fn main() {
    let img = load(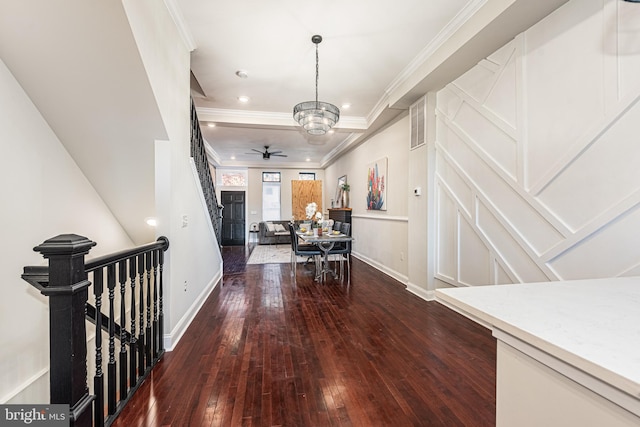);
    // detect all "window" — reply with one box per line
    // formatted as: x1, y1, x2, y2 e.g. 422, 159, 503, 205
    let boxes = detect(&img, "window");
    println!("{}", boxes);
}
219, 169, 247, 187
262, 172, 281, 220
262, 172, 281, 182
299, 172, 316, 180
